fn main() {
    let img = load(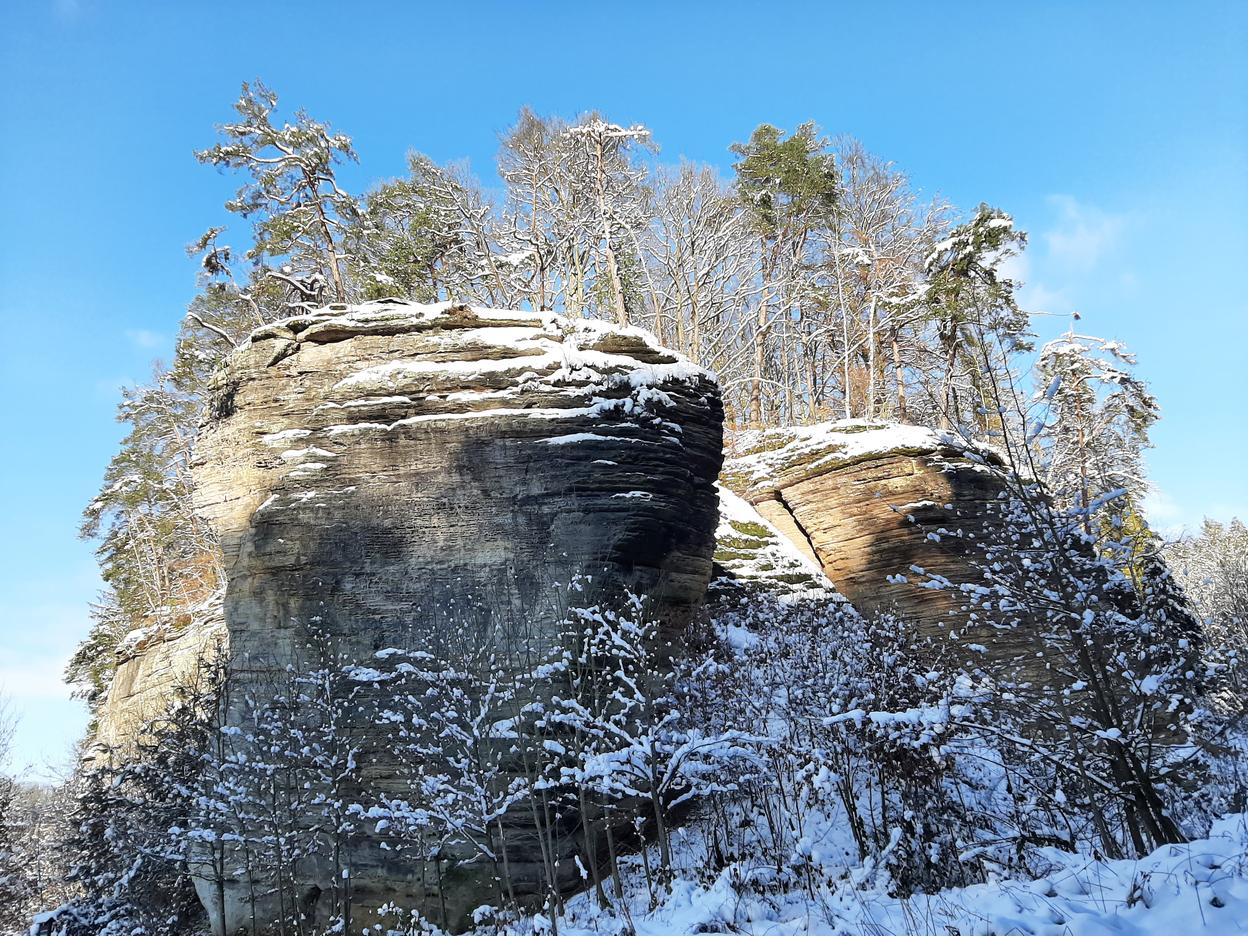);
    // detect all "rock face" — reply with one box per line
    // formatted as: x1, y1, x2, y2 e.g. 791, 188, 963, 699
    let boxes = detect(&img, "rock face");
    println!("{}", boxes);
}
711, 484, 831, 600
722, 421, 1010, 641
189, 300, 723, 932
93, 599, 226, 752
